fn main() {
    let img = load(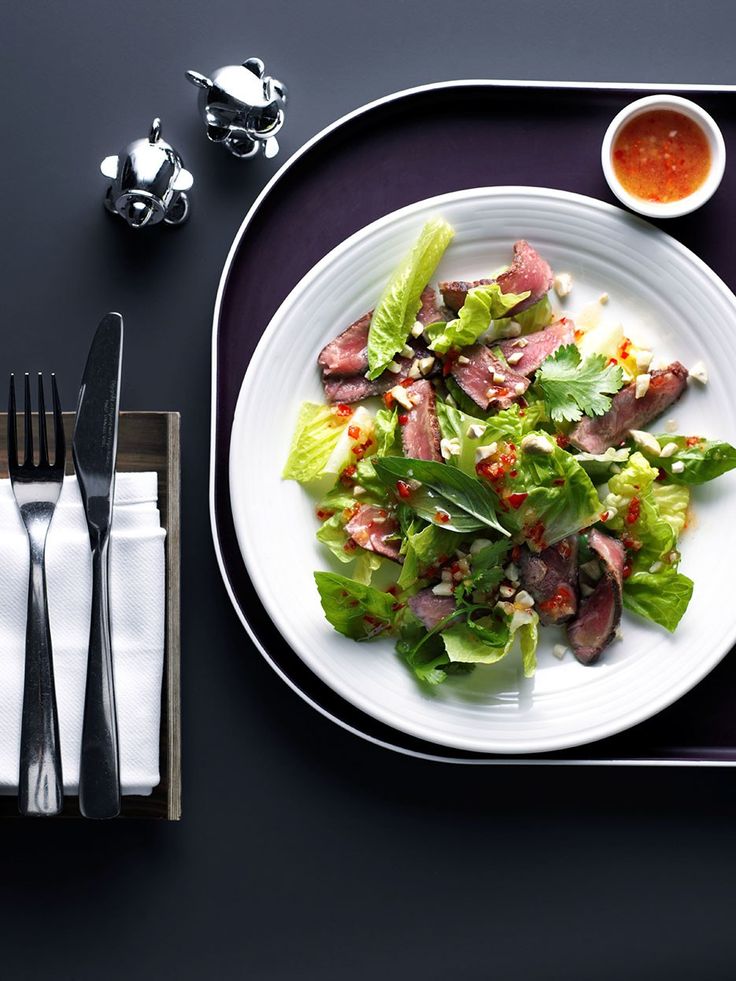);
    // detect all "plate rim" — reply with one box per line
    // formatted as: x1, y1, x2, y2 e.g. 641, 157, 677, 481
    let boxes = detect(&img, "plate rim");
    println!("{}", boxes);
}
210, 79, 736, 764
